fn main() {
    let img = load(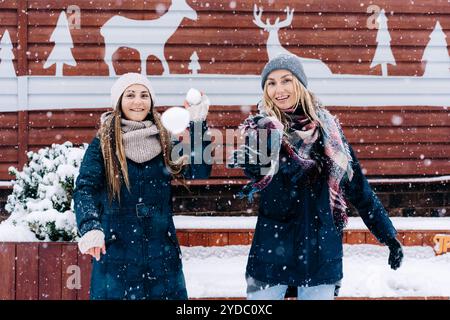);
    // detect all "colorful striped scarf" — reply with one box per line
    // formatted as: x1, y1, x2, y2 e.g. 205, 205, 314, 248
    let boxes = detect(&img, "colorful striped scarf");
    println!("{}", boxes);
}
235, 107, 354, 232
